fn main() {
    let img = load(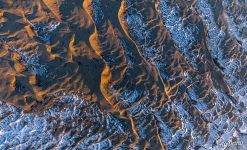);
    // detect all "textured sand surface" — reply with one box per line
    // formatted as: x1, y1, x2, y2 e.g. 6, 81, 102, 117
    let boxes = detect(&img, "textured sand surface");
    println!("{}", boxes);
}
0, 0, 247, 149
